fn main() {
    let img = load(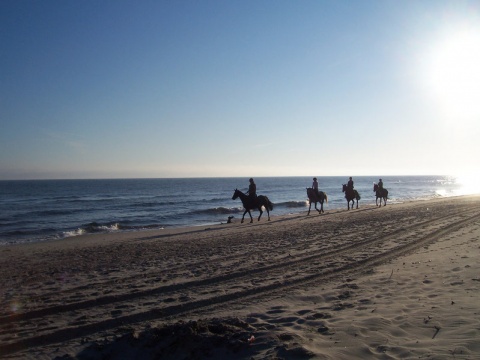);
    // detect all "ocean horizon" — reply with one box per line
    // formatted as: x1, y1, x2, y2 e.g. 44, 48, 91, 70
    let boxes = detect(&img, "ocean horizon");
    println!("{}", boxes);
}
0, 175, 476, 246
